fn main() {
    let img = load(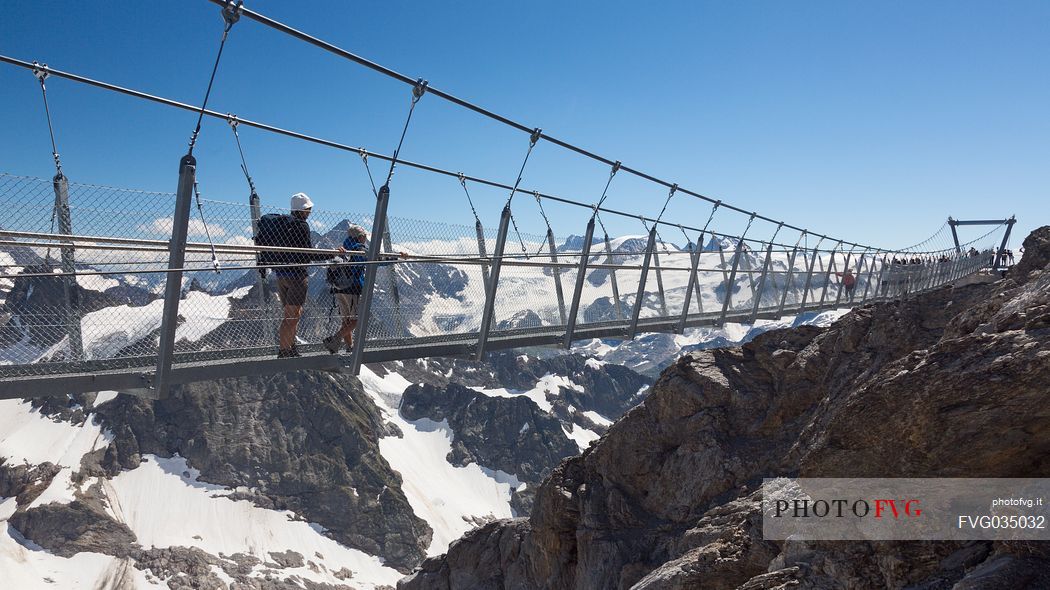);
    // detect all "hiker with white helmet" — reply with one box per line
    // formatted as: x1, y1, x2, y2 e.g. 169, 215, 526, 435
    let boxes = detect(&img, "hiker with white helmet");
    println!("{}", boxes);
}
323, 223, 407, 353
255, 192, 337, 358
